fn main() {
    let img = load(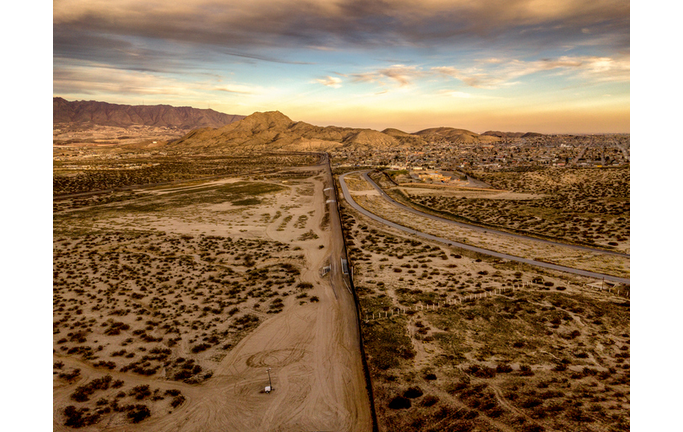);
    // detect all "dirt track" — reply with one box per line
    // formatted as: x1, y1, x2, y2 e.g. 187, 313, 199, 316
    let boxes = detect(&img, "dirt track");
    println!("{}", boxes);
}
53, 166, 372, 431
